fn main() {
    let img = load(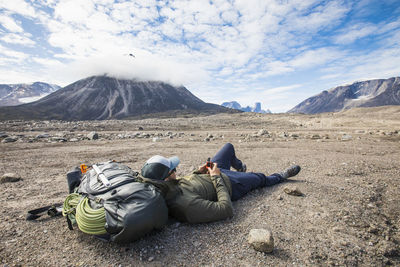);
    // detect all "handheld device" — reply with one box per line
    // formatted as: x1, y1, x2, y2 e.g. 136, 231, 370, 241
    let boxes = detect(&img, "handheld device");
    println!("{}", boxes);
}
206, 157, 213, 168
